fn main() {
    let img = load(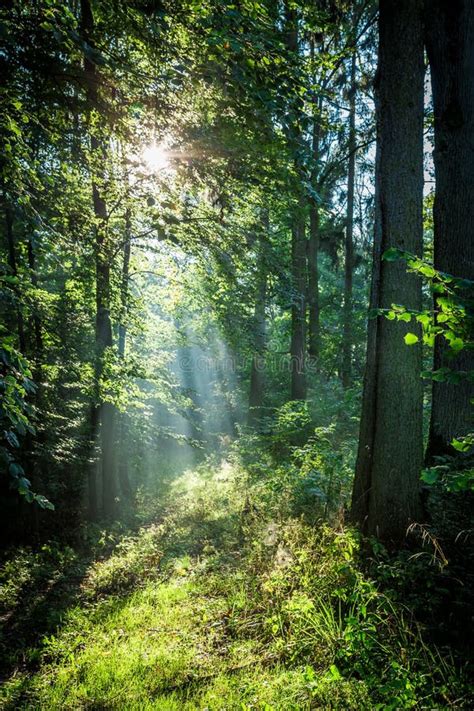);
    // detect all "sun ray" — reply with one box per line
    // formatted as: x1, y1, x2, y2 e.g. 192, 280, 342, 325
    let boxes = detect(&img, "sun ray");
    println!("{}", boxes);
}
142, 142, 170, 172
